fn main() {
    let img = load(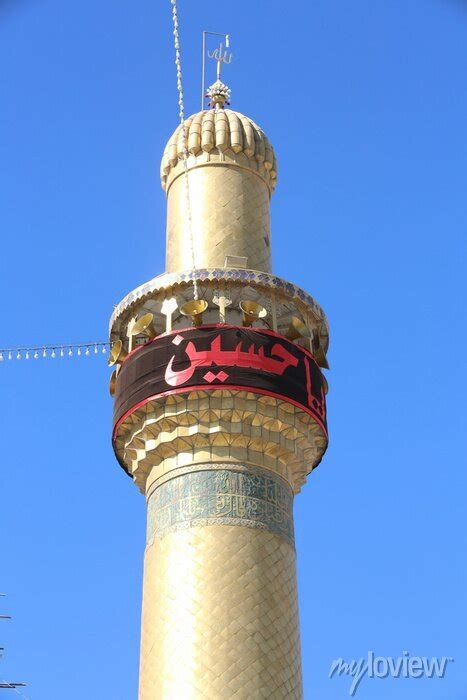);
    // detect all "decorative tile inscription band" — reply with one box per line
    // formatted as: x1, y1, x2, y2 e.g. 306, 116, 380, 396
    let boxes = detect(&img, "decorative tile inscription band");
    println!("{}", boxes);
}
146, 468, 294, 544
